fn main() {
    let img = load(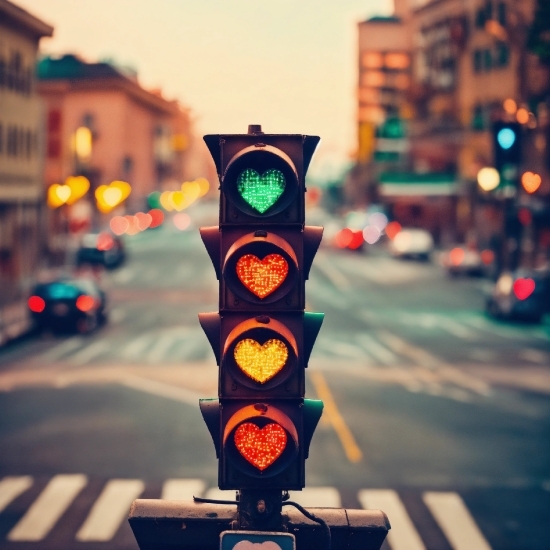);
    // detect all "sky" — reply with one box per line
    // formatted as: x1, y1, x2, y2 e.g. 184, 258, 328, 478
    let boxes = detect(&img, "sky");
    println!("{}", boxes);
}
17, 0, 392, 181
